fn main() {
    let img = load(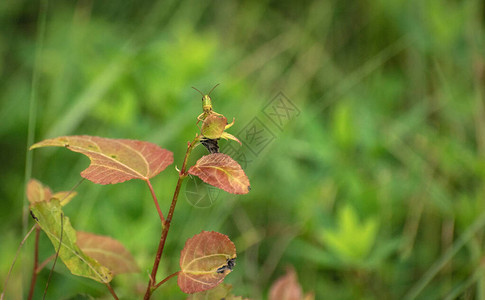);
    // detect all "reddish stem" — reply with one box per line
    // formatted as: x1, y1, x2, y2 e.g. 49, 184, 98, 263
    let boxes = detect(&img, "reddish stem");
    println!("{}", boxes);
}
105, 283, 119, 300
27, 226, 40, 300
36, 254, 56, 273
146, 179, 165, 224
154, 271, 180, 289
143, 136, 199, 300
